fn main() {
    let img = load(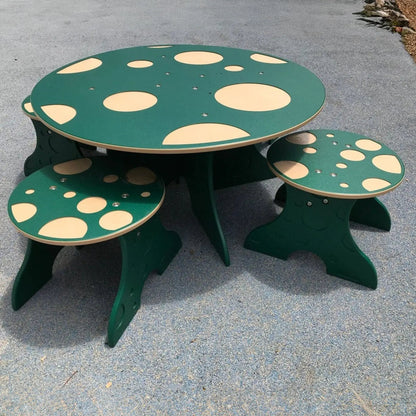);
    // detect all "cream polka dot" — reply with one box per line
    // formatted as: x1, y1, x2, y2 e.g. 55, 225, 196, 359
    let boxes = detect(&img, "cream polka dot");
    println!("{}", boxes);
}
141, 191, 151, 197
77, 197, 107, 214
215, 83, 291, 111
57, 58, 102, 74
224, 65, 244, 72
372, 155, 402, 174
340, 150, 365, 161
250, 53, 287, 64
24, 102, 34, 113
273, 161, 309, 179
99, 210, 133, 231
103, 174, 119, 183
340, 183, 349, 188
41, 104, 76, 124
127, 60, 154, 68
126, 167, 157, 185
163, 123, 250, 145
286, 132, 317, 145
11, 203, 37, 223
336, 163, 348, 169
64, 191, 76, 198
25, 189, 35, 194
53, 158, 92, 175
303, 147, 317, 154
355, 139, 382, 151
103, 91, 157, 112
326, 134, 334, 138
174, 51, 223, 65
39, 217, 88, 239
362, 178, 391, 192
